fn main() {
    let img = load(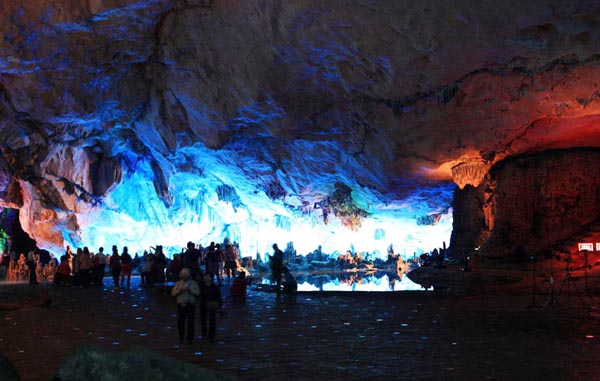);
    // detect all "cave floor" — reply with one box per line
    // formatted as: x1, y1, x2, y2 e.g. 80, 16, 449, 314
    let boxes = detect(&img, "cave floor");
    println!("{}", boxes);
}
1, 270, 600, 381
